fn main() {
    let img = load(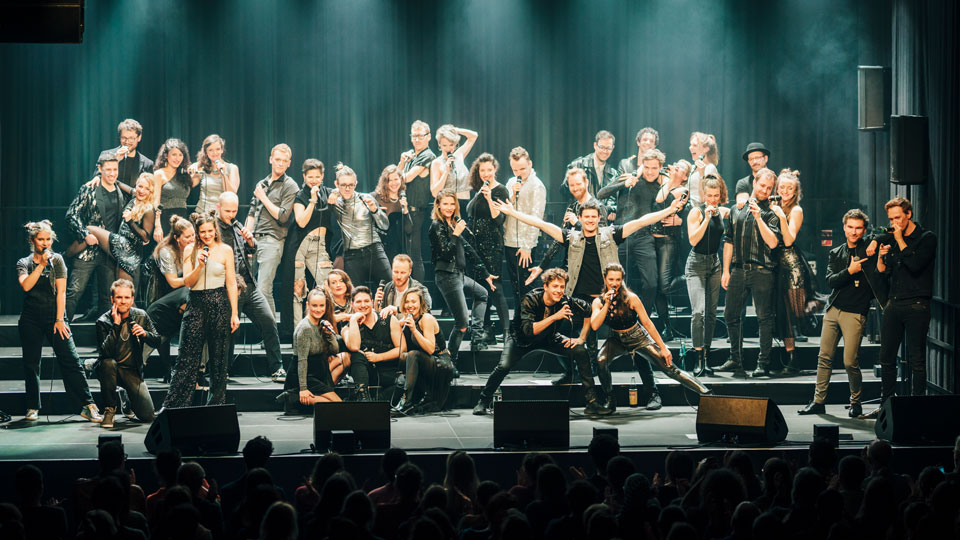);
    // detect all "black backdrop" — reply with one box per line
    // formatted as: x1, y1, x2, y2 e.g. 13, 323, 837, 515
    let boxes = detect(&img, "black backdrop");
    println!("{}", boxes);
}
0, 0, 890, 314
